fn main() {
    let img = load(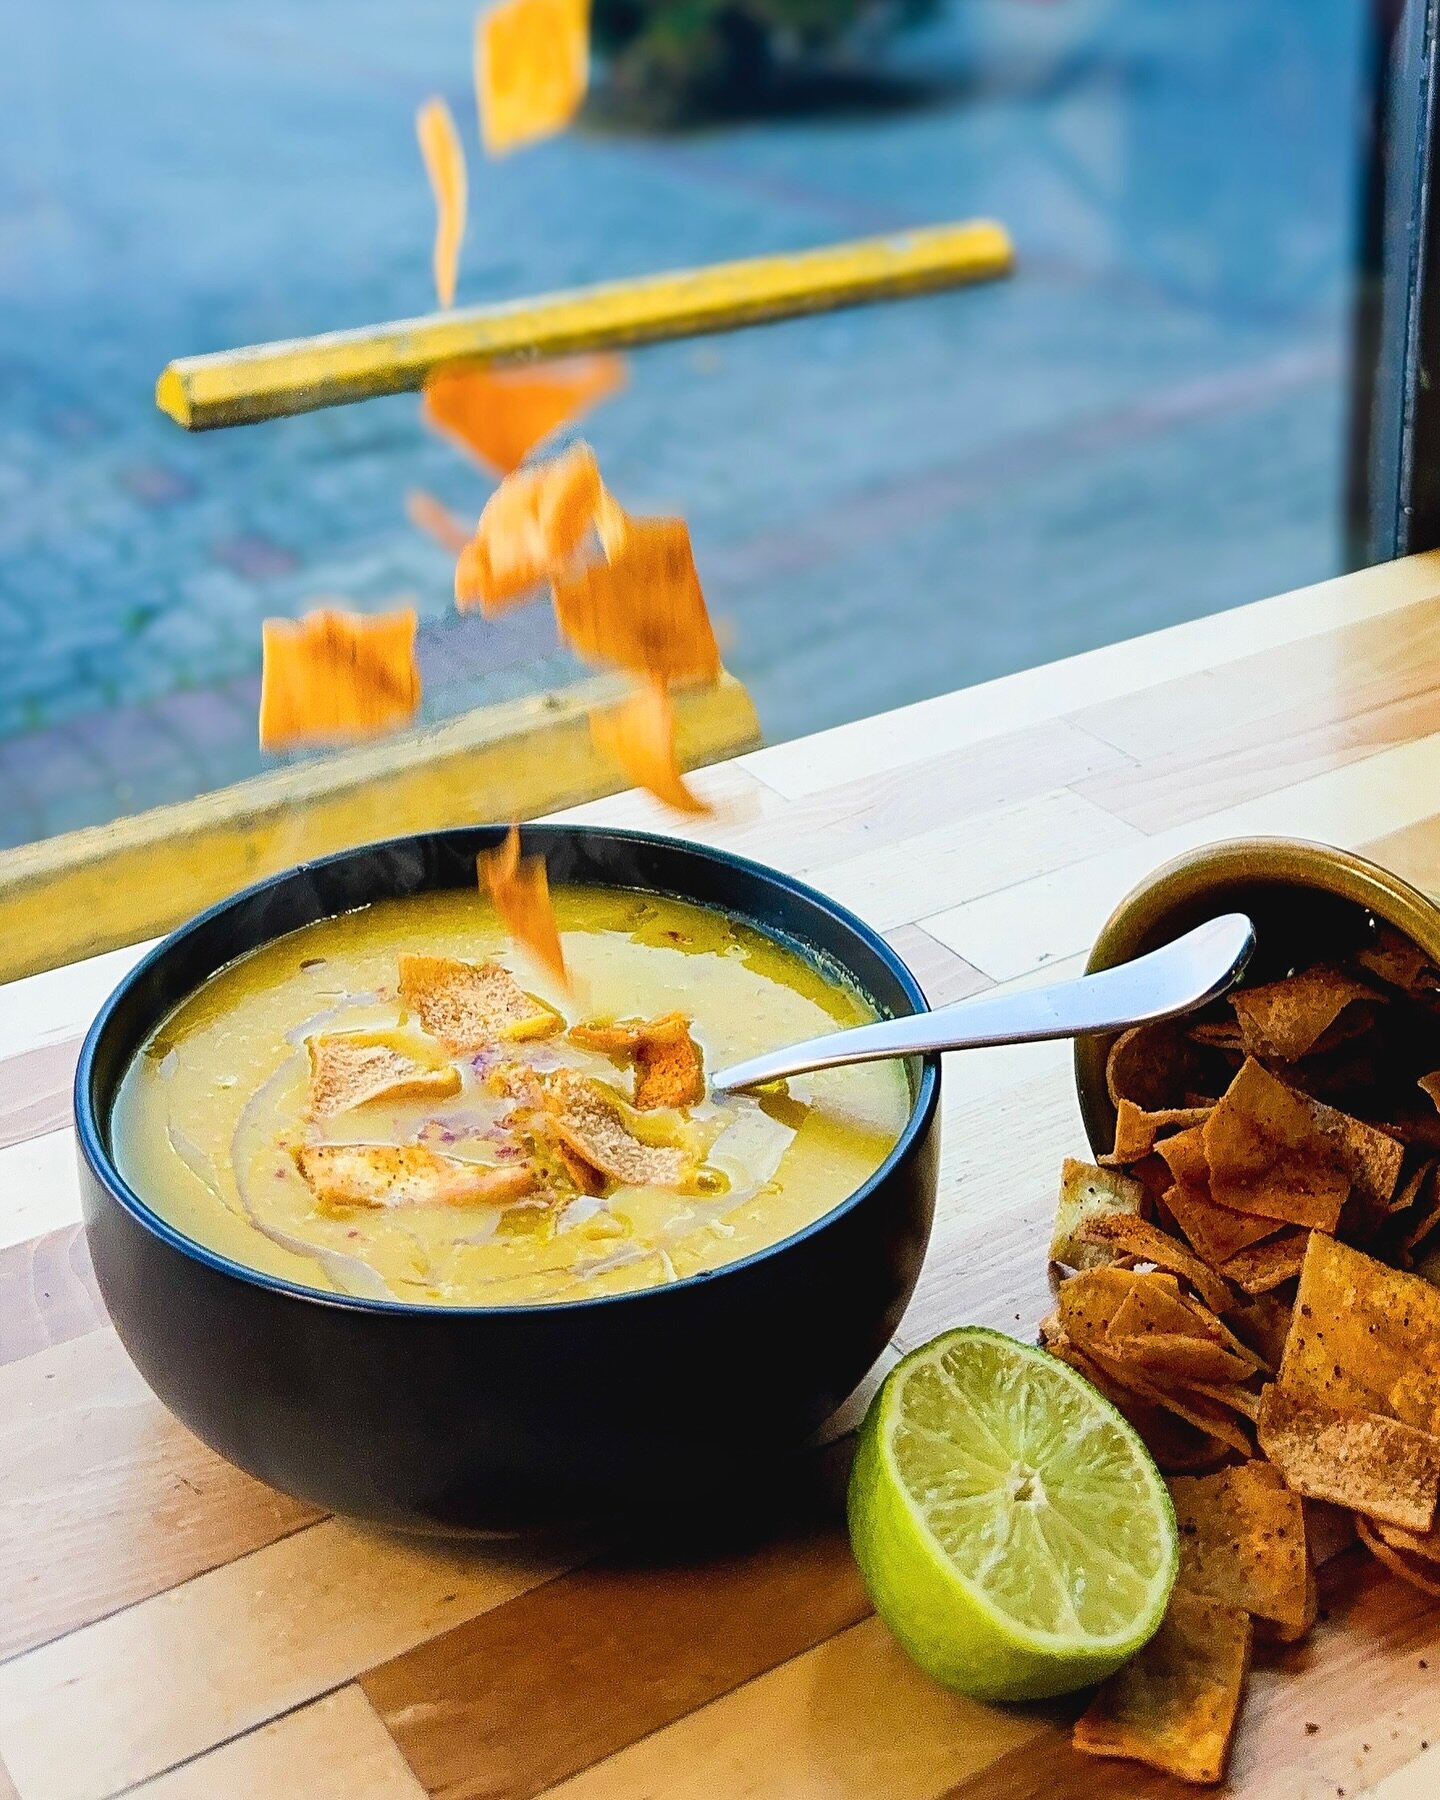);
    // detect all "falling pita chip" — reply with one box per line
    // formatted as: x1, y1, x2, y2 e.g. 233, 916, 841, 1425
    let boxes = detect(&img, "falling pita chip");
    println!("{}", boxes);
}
1102, 1098, 1212, 1166
594, 483, 629, 556
1256, 1385, 1440, 1531
406, 489, 472, 554
1357, 1515, 1440, 1597
569, 1012, 705, 1109
1072, 1587, 1251, 1786
1169, 1461, 1310, 1634
478, 825, 569, 989
305, 1032, 460, 1118
1218, 1228, 1311, 1295
1073, 1212, 1235, 1317
1049, 1160, 1144, 1271
1277, 1231, 1440, 1431
422, 355, 625, 475
258, 608, 421, 751
477, 0, 589, 156
1202, 1059, 1350, 1230
1230, 965, 1378, 1062
1421, 1072, 1440, 1113
553, 513, 720, 686
541, 1070, 696, 1189
590, 679, 711, 816
398, 952, 563, 1052
455, 443, 603, 614
295, 1143, 538, 1211
416, 97, 467, 308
